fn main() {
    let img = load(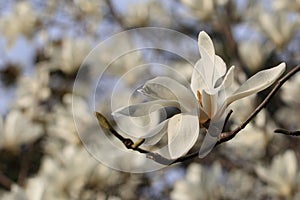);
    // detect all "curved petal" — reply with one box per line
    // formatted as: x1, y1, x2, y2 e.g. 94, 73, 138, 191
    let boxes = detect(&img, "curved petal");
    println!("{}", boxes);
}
143, 120, 168, 145
112, 99, 179, 117
220, 66, 235, 90
196, 32, 216, 90
139, 76, 197, 112
198, 134, 218, 158
216, 66, 235, 107
198, 31, 215, 59
168, 113, 199, 159
112, 100, 178, 138
191, 59, 209, 95
198, 118, 224, 158
225, 63, 286, 107
201, 90, 218, 118
213, 55, 227, 84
